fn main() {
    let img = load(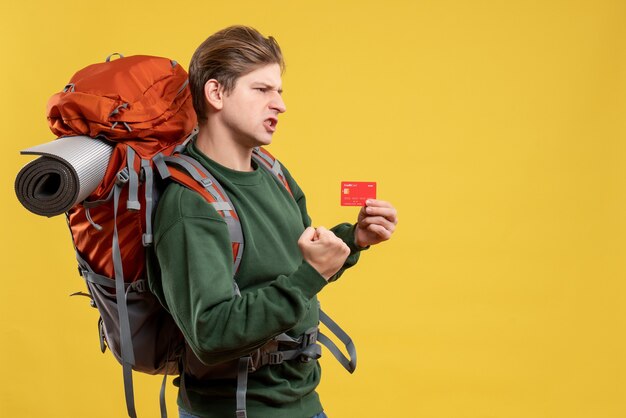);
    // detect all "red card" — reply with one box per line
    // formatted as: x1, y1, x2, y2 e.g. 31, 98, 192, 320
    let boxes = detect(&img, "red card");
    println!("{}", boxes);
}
341, 181, 377, 206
